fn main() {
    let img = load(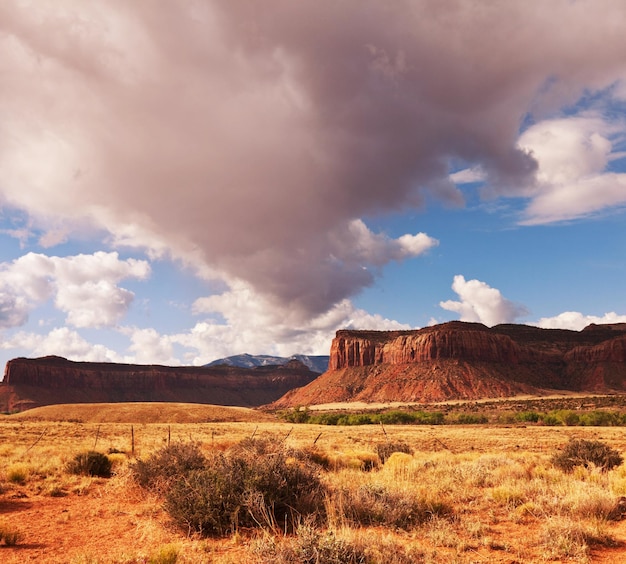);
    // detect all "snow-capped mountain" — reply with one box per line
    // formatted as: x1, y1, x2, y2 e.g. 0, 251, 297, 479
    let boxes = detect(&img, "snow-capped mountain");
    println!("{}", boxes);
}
205, 353, 329, 374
